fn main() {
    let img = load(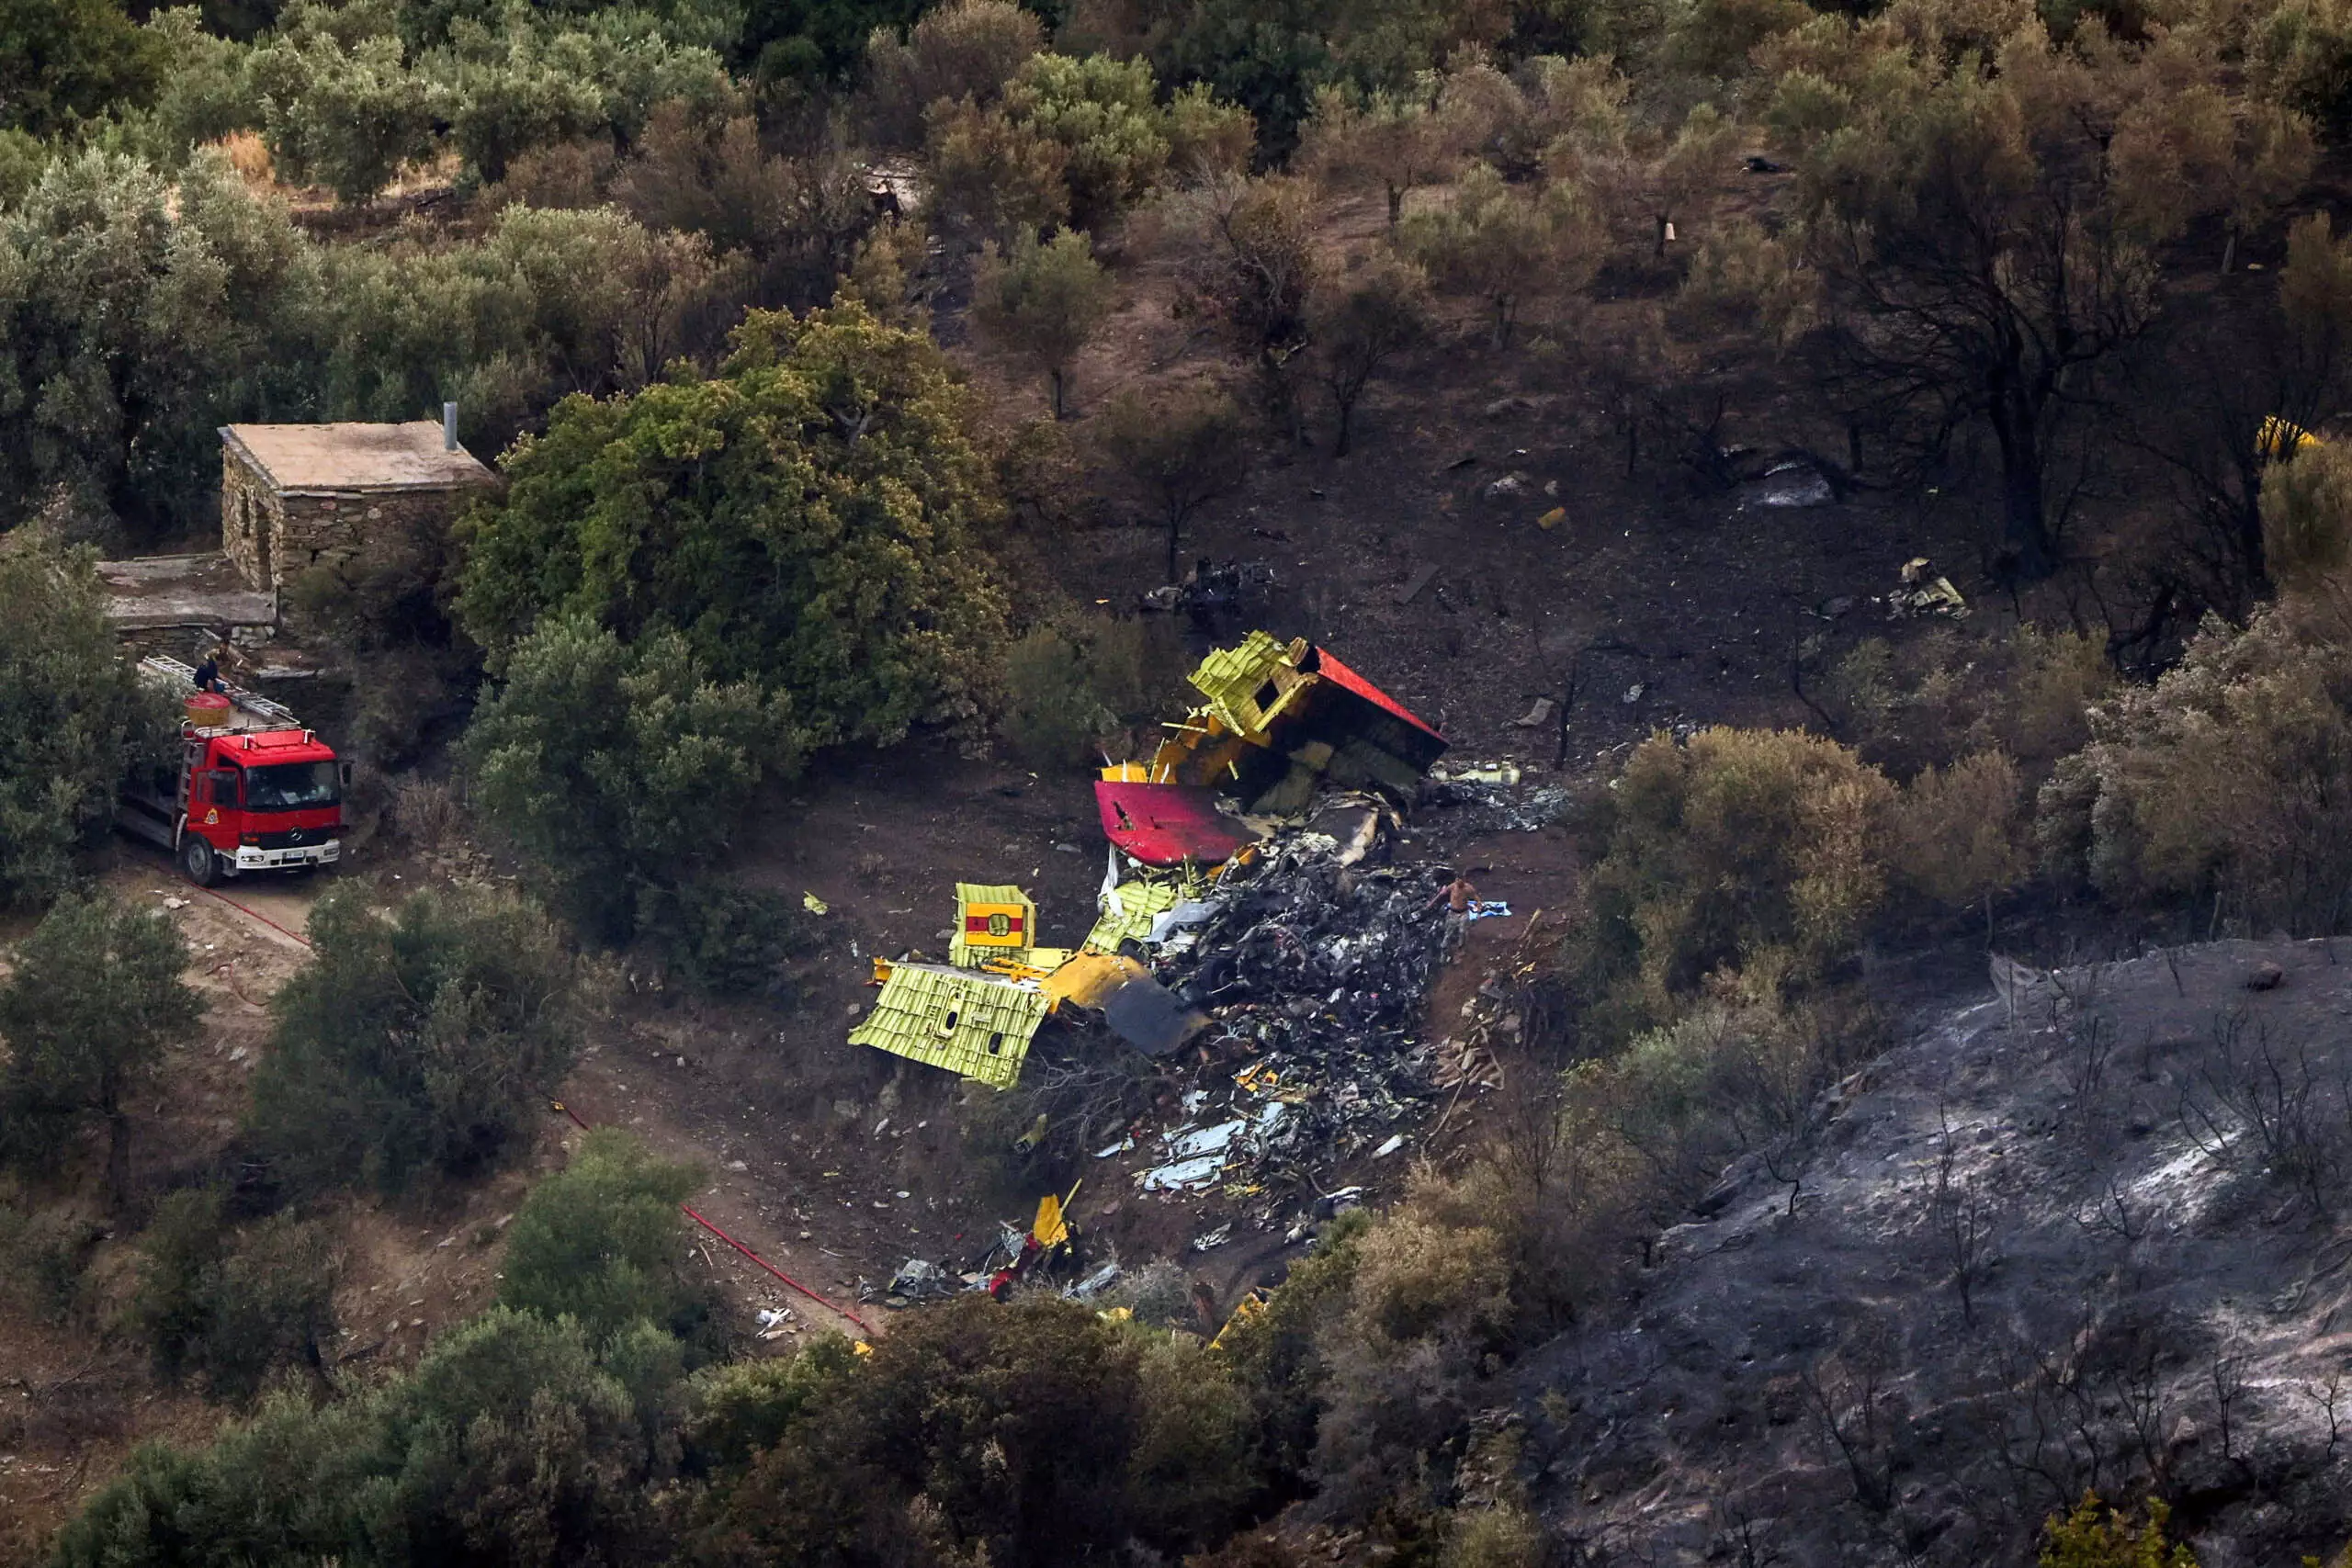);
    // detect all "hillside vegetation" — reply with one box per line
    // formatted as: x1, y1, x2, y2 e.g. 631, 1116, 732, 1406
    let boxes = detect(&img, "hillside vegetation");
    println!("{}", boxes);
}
9, 0, 2352, 1559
